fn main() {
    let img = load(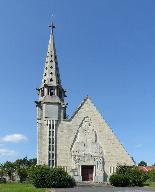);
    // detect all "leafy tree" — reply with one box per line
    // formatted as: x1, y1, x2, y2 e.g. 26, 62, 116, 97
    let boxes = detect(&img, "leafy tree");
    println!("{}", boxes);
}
3, 161, 16, 181
17, 167, 28, 183
138, 161, 147, 166
0, 168, 5, 179
14, 157, 37, 182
